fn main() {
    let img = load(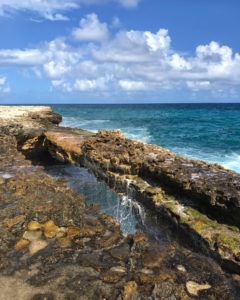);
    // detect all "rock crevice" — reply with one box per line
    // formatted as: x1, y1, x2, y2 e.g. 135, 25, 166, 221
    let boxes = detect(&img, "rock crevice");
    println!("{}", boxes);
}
1, 106, 240, 299
42, 128, 240, 274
